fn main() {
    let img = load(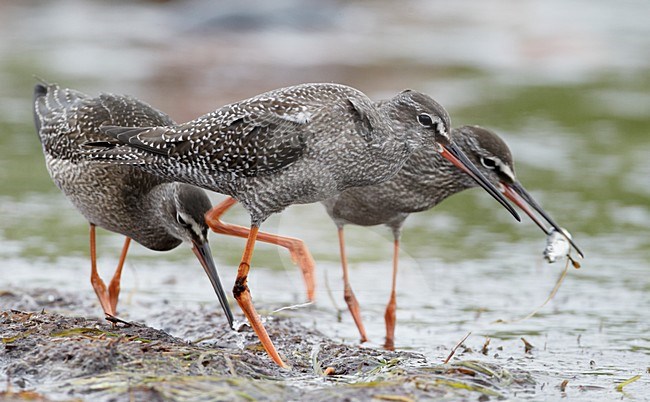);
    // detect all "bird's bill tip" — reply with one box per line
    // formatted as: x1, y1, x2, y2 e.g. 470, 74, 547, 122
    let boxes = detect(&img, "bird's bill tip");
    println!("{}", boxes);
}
502, 181, 585, 259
